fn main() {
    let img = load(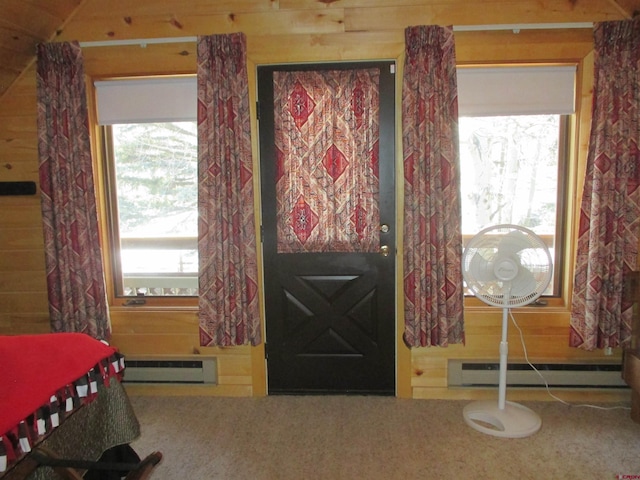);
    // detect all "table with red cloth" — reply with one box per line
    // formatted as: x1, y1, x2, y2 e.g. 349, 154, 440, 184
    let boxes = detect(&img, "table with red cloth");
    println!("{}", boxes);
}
0, 333, 140, 478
